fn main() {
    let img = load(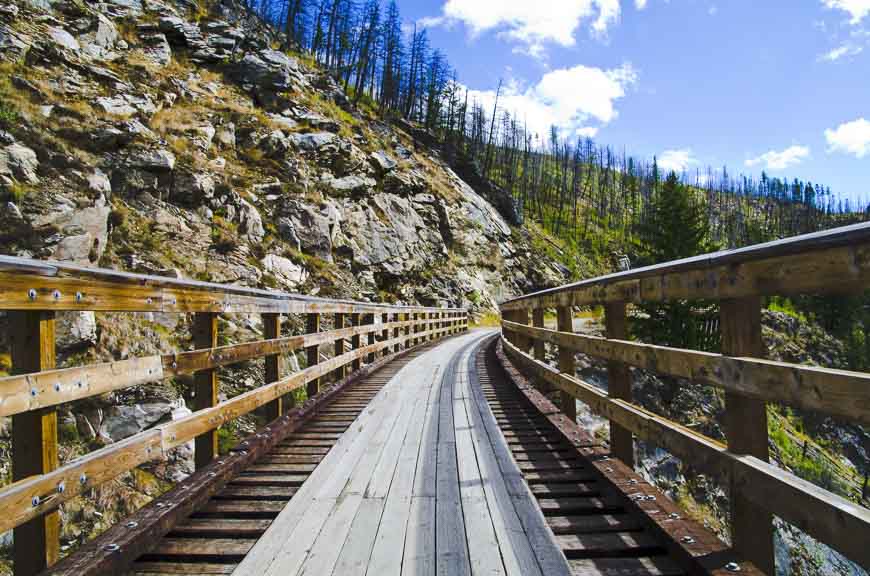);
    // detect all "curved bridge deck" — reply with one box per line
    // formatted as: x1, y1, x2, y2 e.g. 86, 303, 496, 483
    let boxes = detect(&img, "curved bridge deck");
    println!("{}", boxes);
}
116, 330, 741, 576
231, 329, 569, 576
